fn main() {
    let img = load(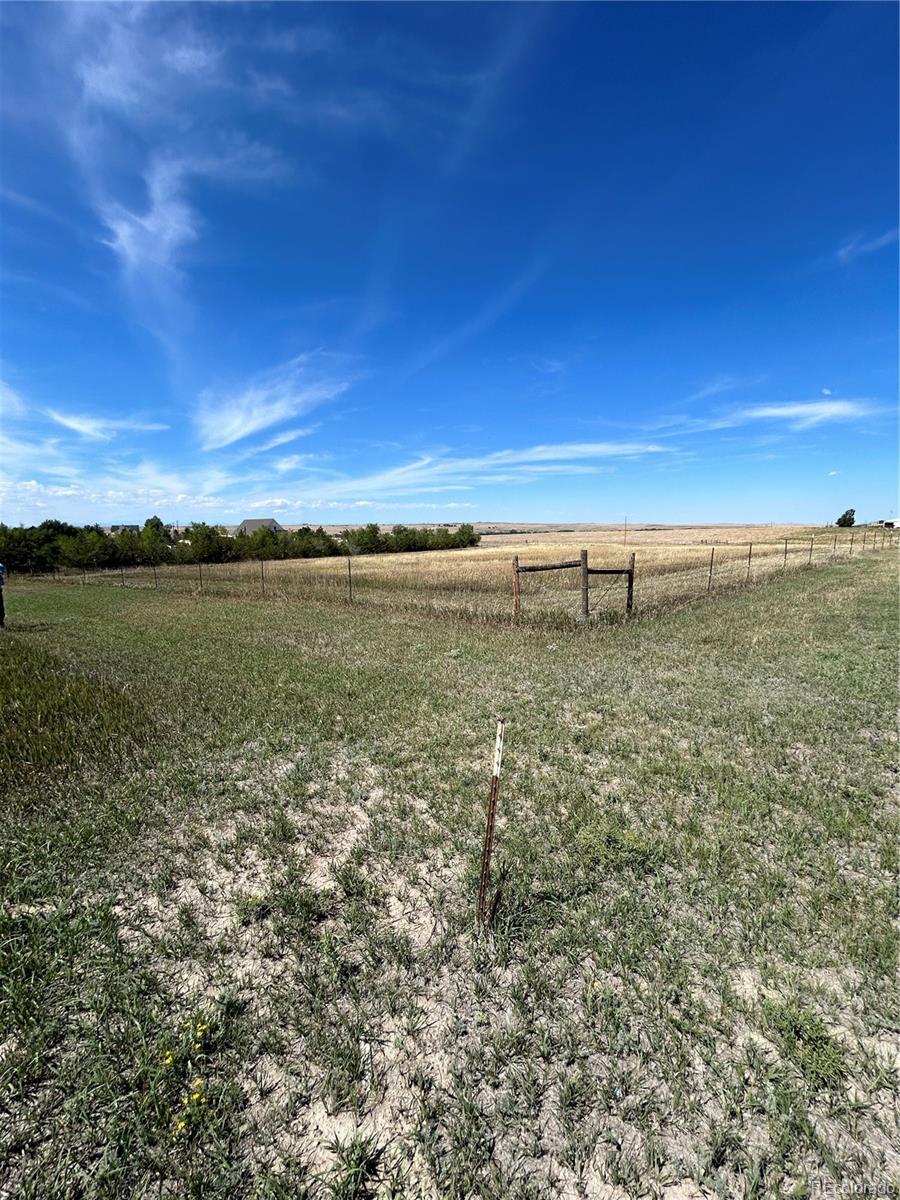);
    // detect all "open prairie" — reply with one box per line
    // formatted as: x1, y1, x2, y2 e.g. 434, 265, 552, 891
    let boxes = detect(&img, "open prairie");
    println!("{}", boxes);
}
51, 525, 885, 624
2, 546, 897, 1198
